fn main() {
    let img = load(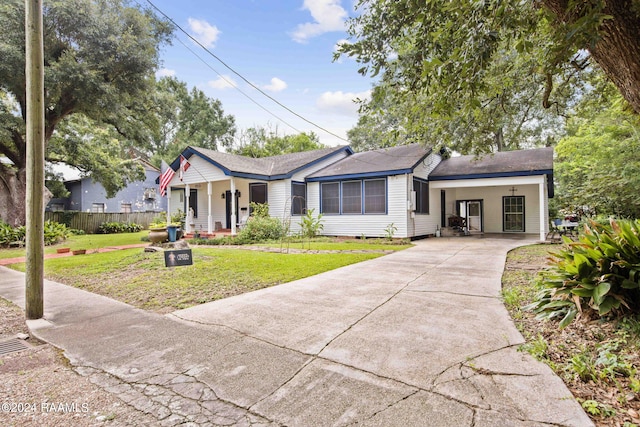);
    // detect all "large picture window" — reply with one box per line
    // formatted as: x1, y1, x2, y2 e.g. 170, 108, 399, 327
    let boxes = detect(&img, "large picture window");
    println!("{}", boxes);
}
291, 182, 306, 215
320, 178, 387, 215
321, 182, 340, 214
413, 178, 429, 214
503, 196, 525, 232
